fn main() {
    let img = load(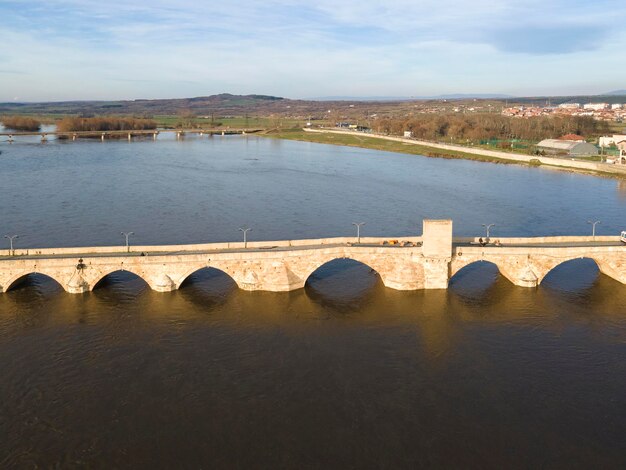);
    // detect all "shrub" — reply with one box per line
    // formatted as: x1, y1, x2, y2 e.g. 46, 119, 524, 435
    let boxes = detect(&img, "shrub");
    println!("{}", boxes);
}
1, 116, 42, 131
56, 116, 157, 132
